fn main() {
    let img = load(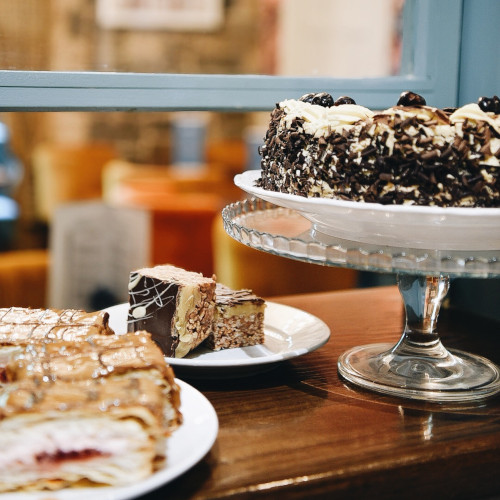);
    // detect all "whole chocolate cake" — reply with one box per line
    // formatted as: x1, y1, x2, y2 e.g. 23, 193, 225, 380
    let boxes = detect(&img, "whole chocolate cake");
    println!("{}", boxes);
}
257, 91, 500, 207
